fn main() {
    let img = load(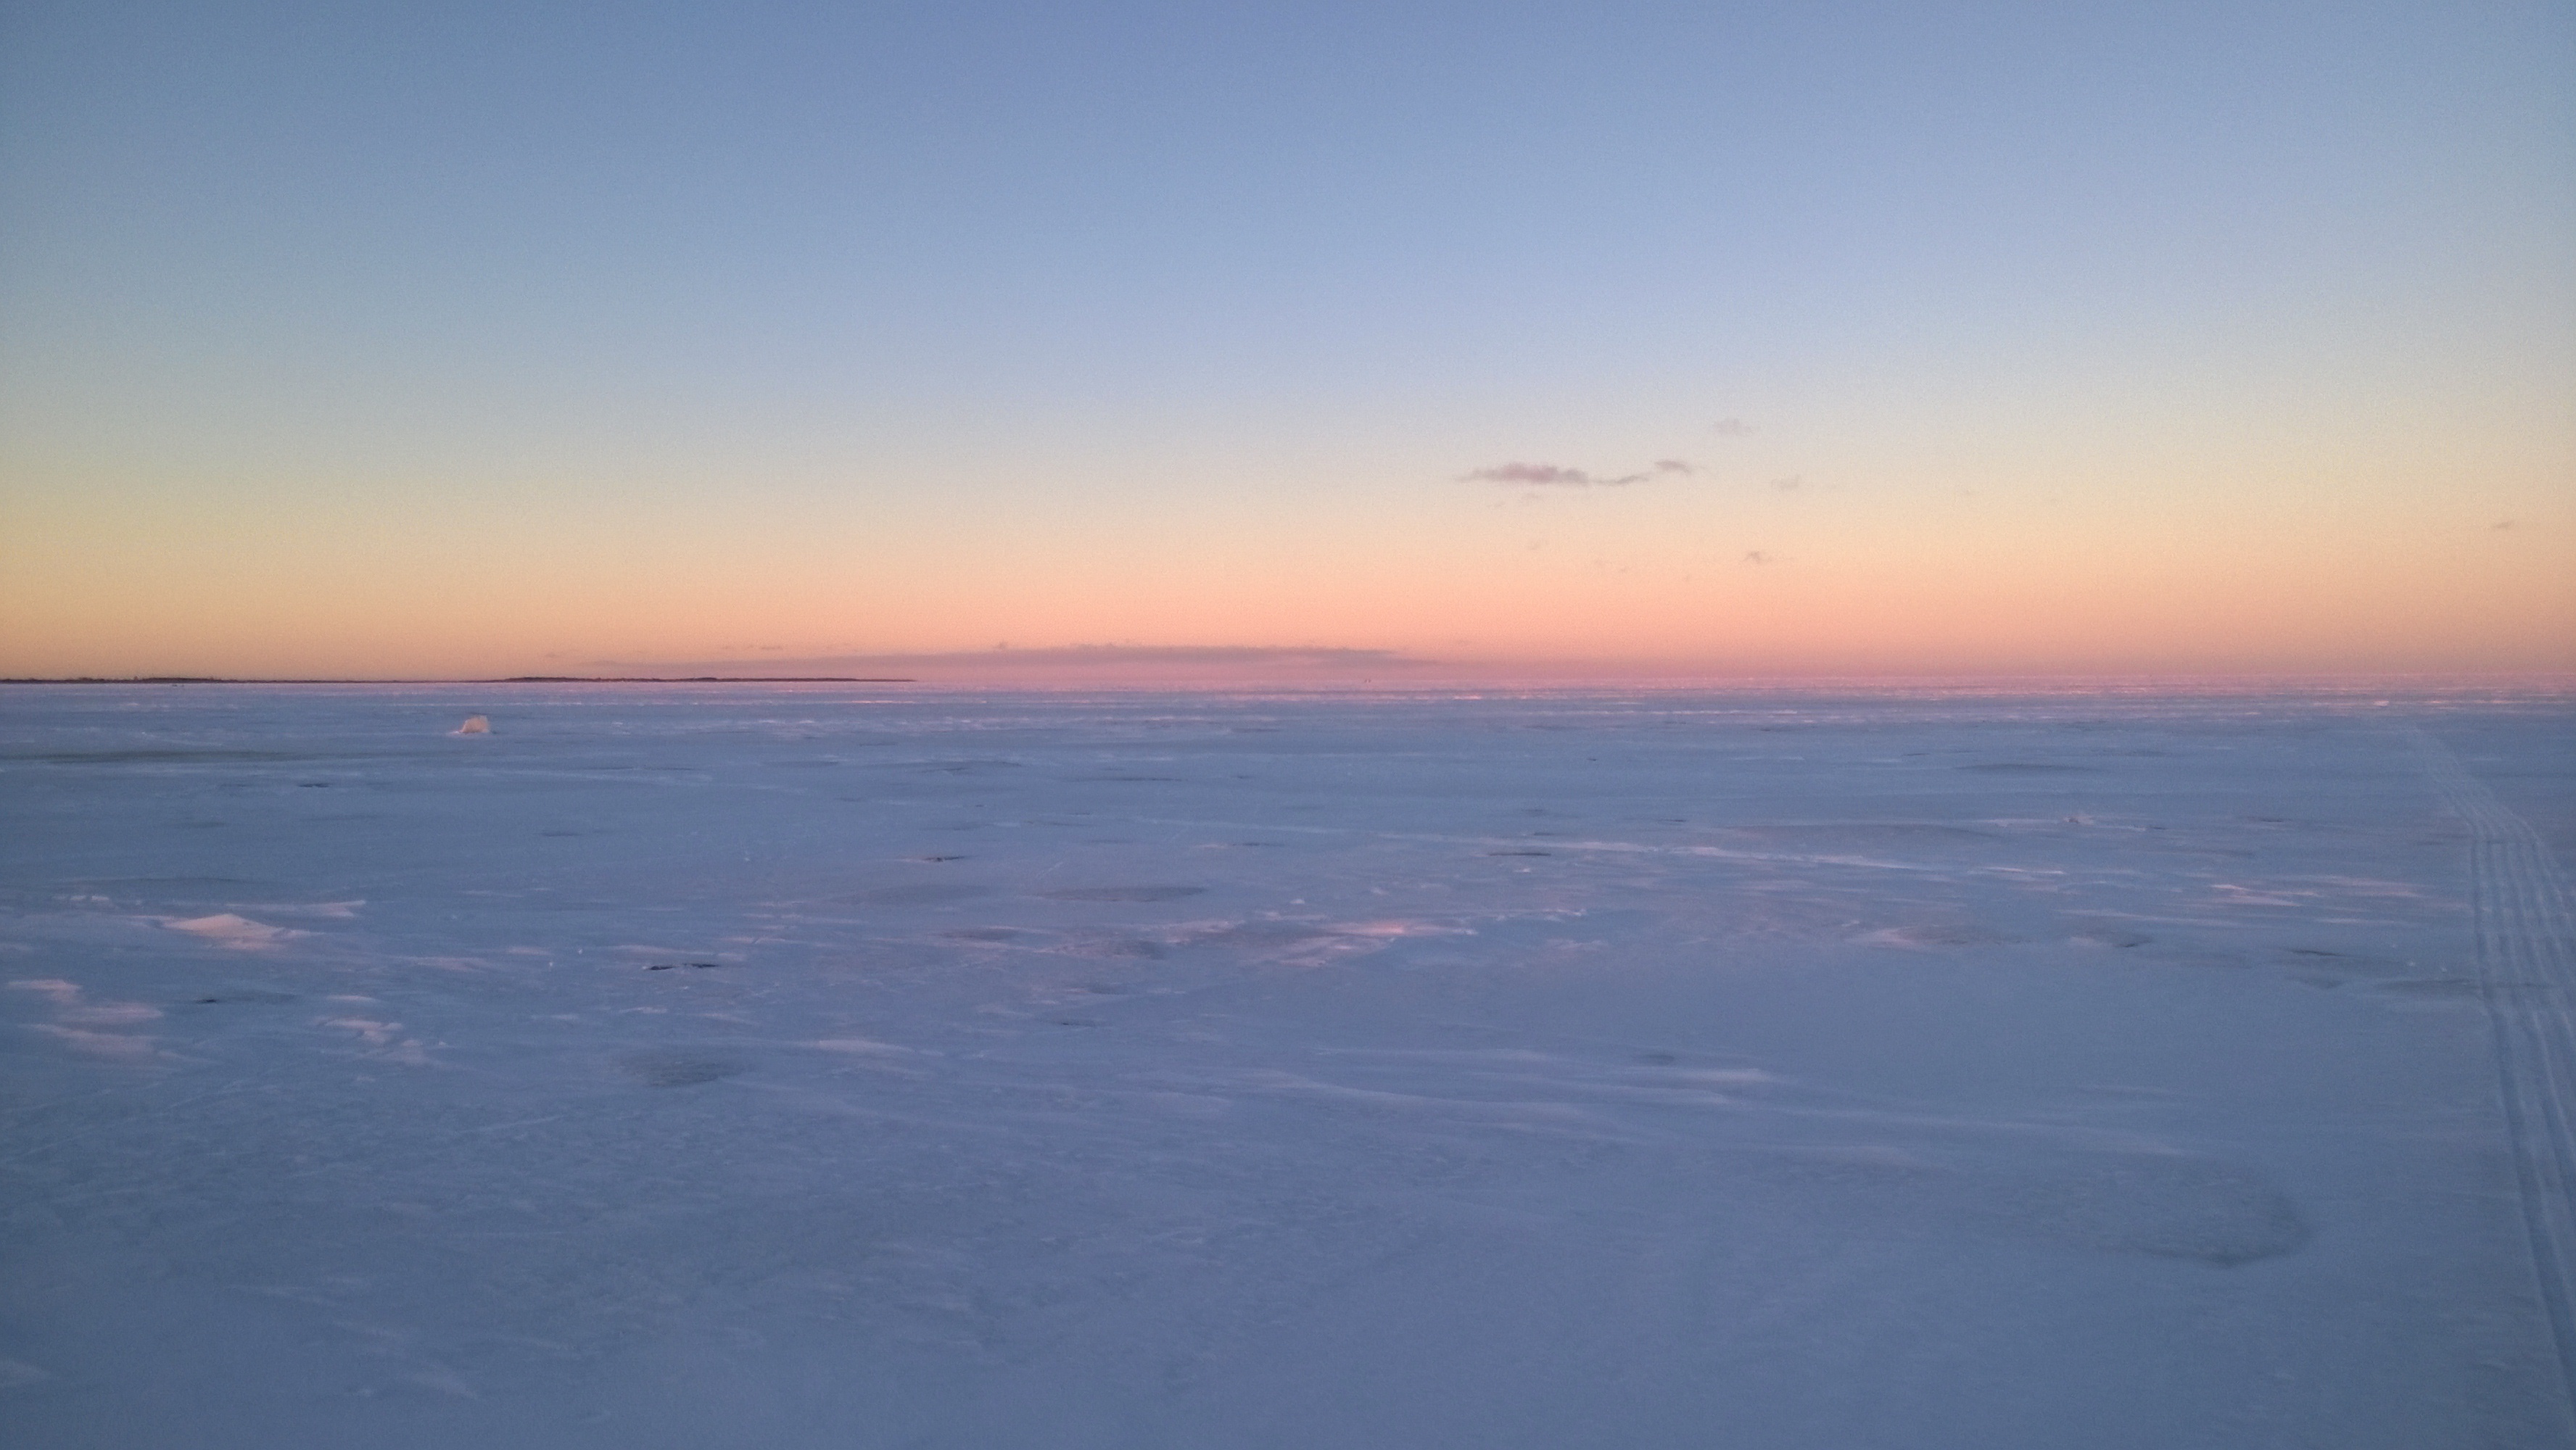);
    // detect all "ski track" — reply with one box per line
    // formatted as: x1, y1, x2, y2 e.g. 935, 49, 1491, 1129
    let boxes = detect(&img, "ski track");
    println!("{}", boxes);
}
2411, 724, 2576, 1419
